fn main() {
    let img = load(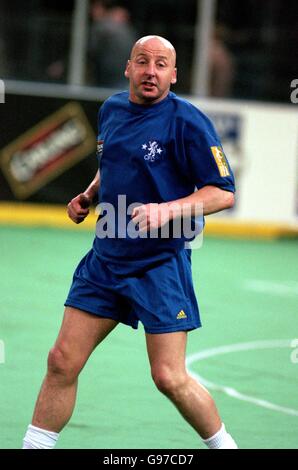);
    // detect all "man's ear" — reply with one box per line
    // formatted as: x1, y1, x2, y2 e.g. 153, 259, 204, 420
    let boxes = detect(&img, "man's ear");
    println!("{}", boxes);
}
171, 68, 177, 85
124, 60, 131, 78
